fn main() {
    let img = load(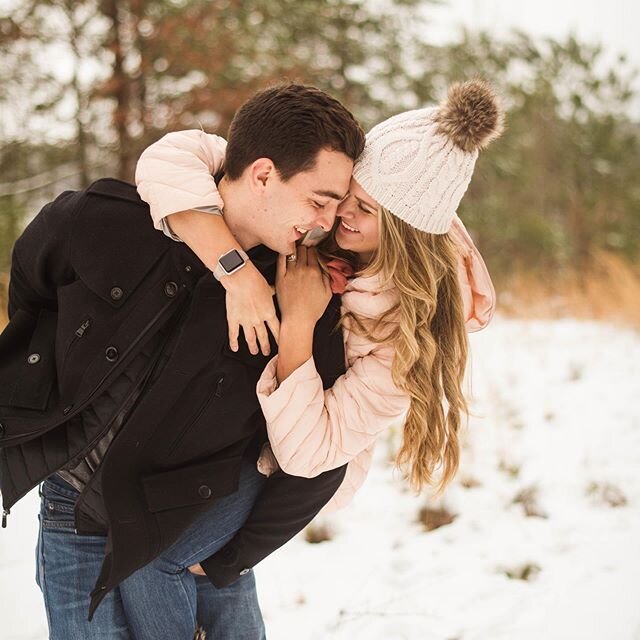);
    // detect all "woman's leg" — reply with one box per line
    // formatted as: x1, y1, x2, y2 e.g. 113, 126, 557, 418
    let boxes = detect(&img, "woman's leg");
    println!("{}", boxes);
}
36, 475, 132, 640
119, 458, 267, 640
